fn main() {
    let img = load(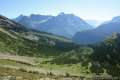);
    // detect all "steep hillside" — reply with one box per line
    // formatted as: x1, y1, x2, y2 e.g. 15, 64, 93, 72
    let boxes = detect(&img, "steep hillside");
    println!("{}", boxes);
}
73, 16, 120, 44
90, 33, 120, 76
